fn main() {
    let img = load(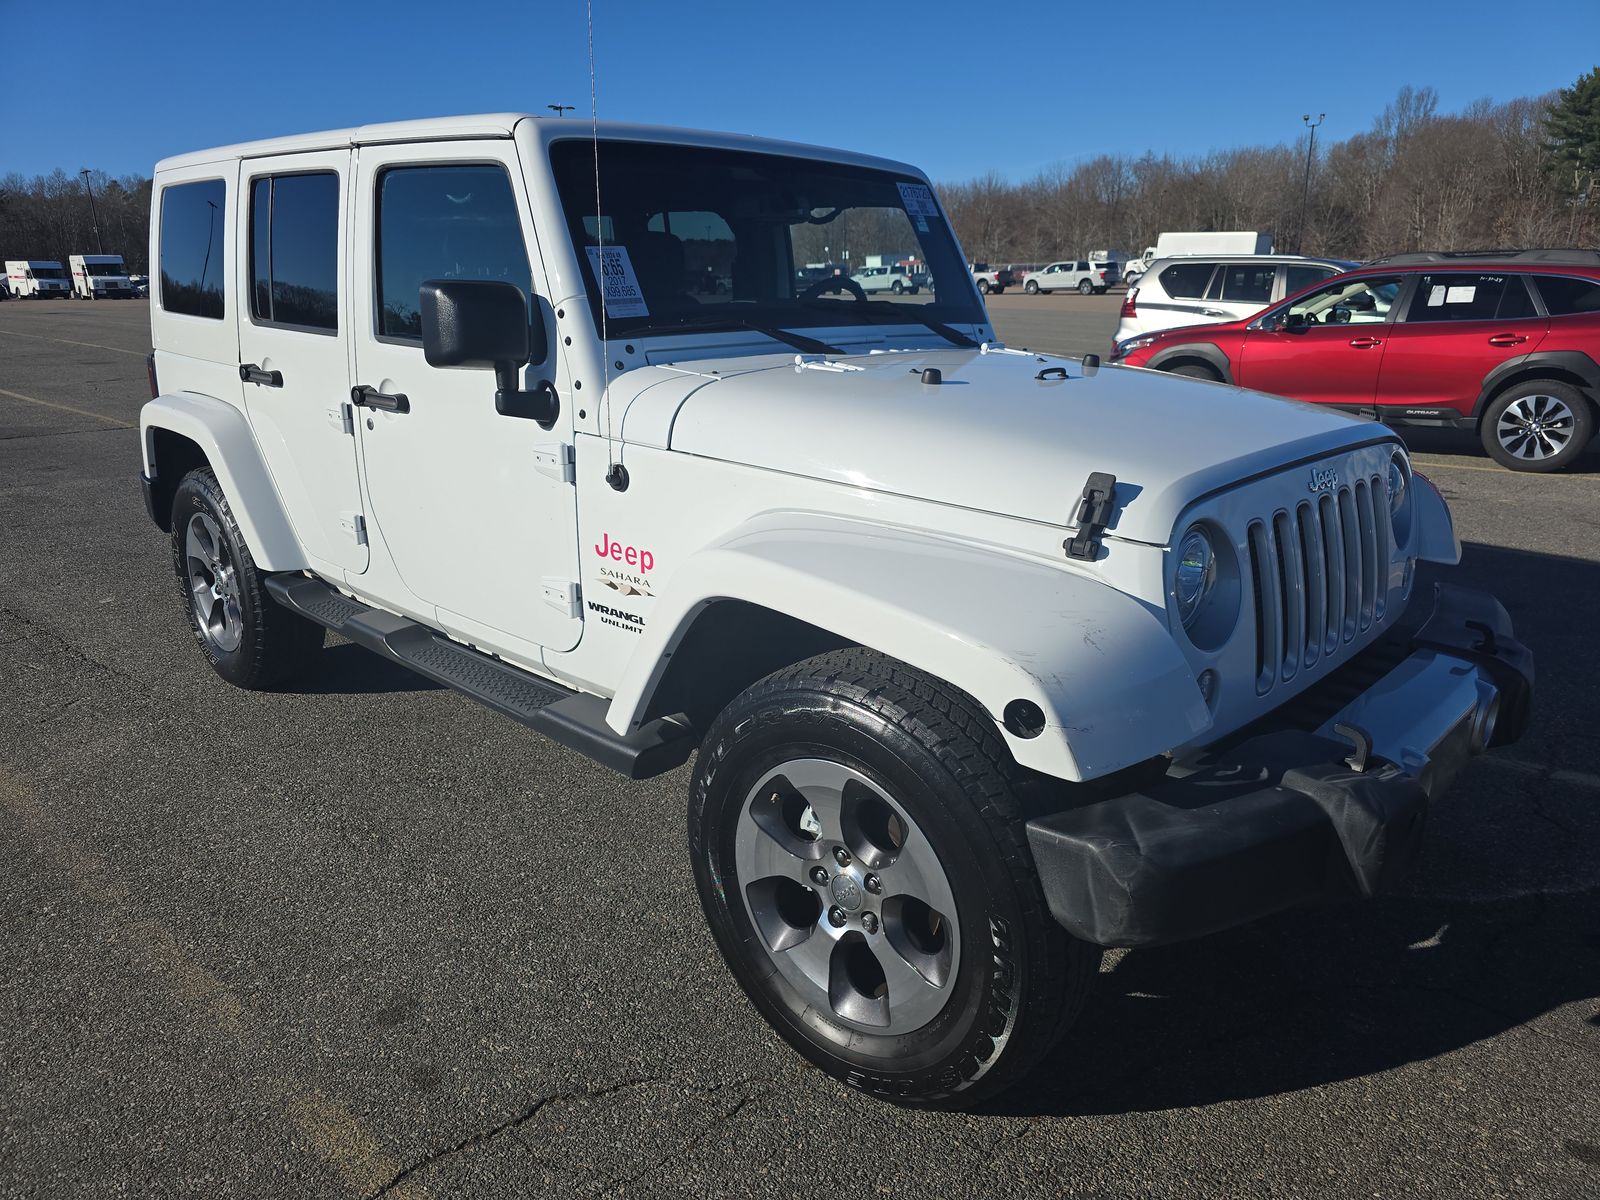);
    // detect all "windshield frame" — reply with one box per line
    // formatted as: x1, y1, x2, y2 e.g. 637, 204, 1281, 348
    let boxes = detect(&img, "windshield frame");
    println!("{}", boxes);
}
548, 138, 984, 344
